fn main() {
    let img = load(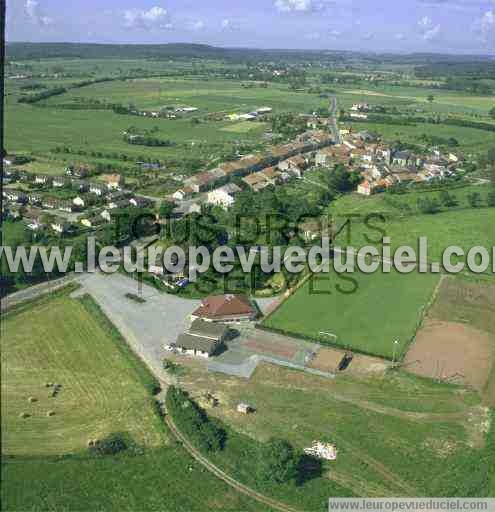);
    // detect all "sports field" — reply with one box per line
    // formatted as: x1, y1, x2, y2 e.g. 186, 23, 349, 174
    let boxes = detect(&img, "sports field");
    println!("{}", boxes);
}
263, 268, 440, 359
